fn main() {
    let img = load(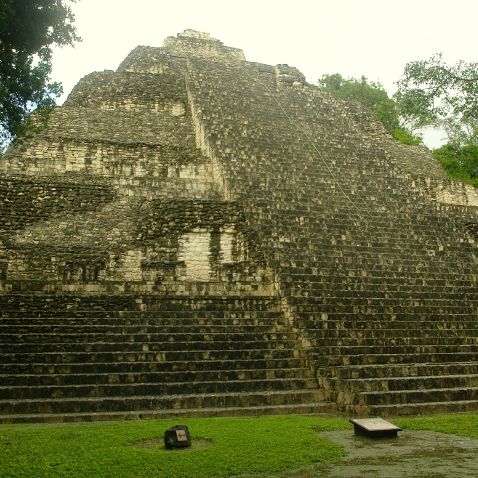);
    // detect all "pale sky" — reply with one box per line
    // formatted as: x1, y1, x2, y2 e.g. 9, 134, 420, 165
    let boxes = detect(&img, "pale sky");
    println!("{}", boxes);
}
51, 0, 477, 148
